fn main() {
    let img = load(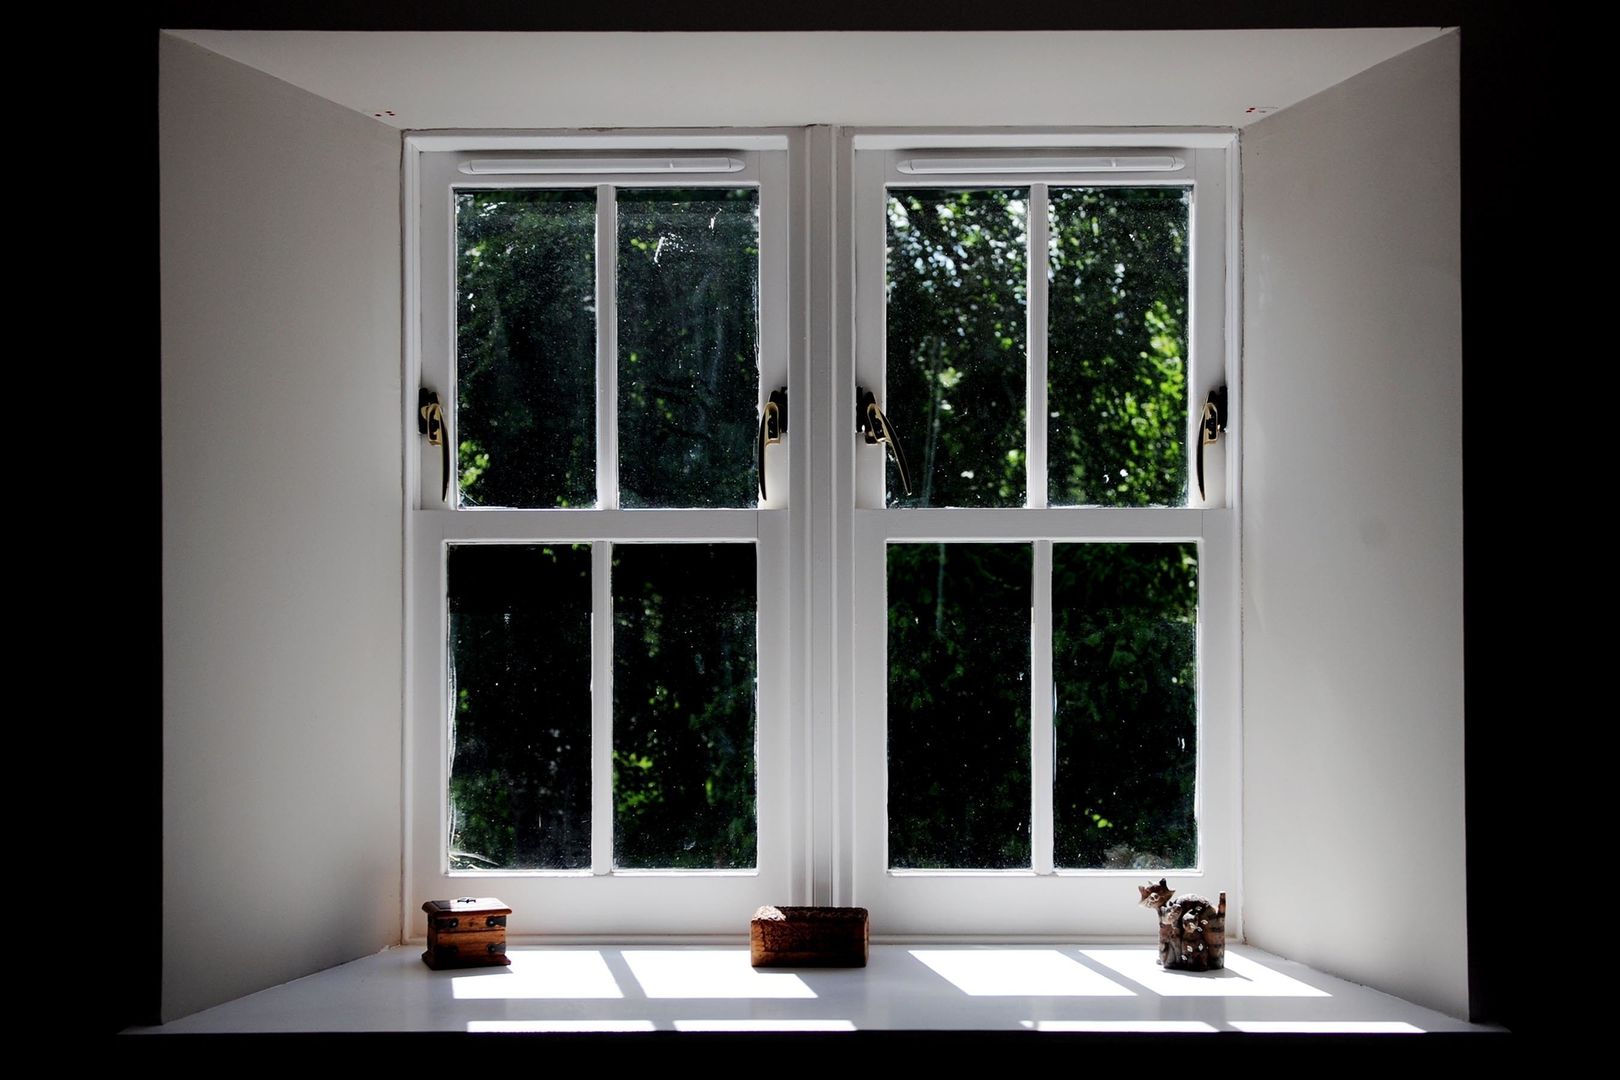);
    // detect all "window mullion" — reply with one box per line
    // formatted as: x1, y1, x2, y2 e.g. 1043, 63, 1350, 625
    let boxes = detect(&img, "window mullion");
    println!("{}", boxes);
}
1026, 182, 1050, 511
596, 183, 619, 510
590, 539, 614, 874
1031, 538, 1055, 875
